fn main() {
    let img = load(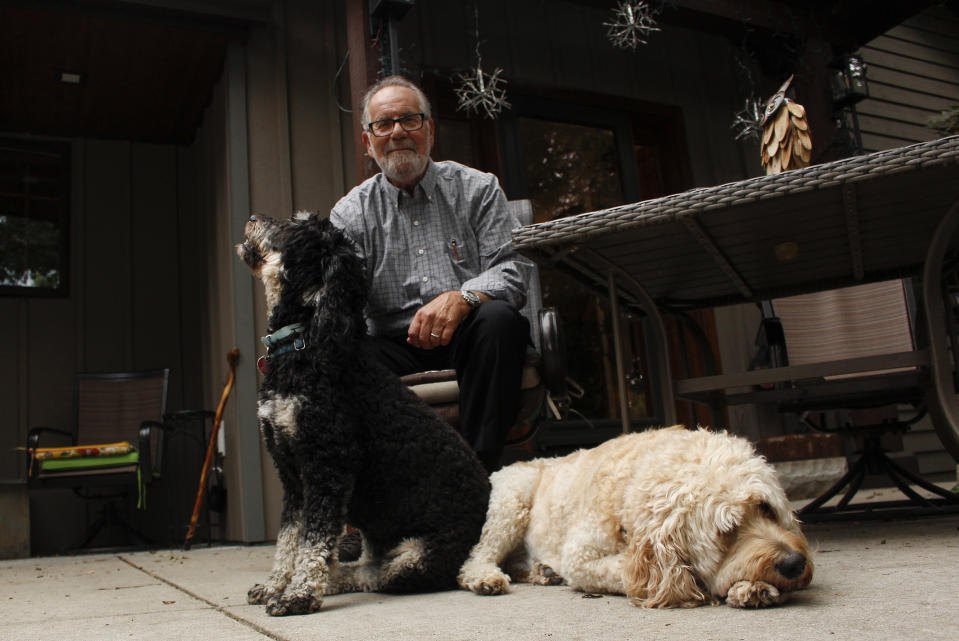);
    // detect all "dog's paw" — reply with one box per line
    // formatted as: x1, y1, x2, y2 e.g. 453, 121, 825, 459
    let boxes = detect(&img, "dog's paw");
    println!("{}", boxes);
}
265, 591, 323, 617
529, 562, 565, 586
725, 581, 787, 608
247, 583, 274, 605
458, 565, 511, 596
